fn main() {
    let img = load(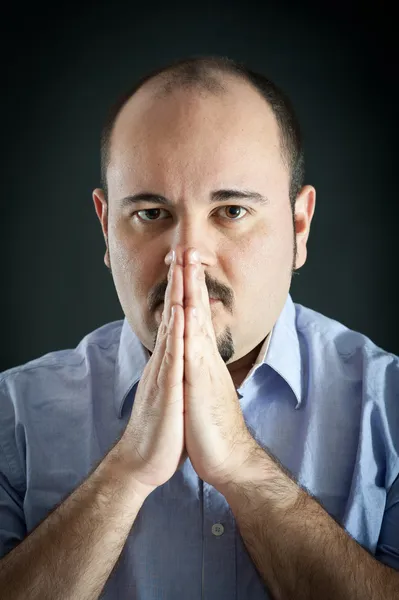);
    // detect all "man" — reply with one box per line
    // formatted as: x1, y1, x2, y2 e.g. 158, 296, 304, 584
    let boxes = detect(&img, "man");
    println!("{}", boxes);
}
0, 56, 398, 599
